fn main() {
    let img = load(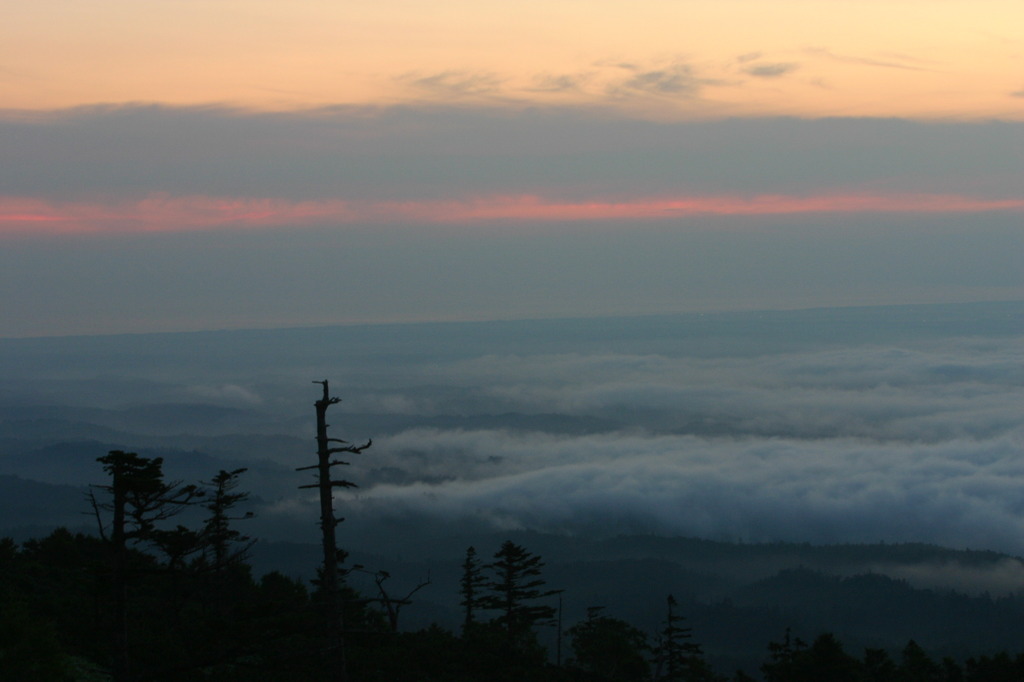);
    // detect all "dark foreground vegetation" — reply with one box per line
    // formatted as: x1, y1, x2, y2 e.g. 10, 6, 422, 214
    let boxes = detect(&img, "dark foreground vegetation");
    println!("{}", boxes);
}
5, 450, 1024, 681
